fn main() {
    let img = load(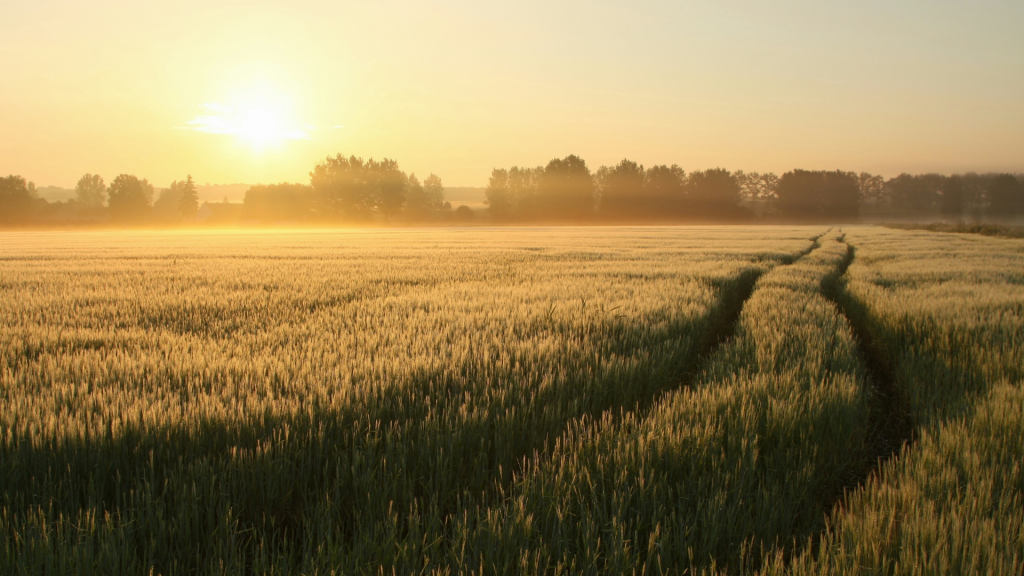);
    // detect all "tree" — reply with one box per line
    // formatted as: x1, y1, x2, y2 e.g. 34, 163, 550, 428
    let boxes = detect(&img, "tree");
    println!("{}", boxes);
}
107, 174, 154, 222
777, 170, 860, 221
941, 175, 965, 221
178, 175, 199, 221
310, 154, 373, 220
368, 158, 406, 222
596, 159, 645, 219
886, 173, 943, 214
857, 172, 886, 213
537, 155, 594, 221
404, 174, 428, 219
643, 164, 686, 219
243, 183, 315, 223
686, 168, 742, 219
485, 166, 541, 221
0, 175, 38, 225
422, 174, 445, 211
75, 174, 105, 208
405, 173, 447, 221
153, 185, 184, 222
987, 174, 1023, 220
